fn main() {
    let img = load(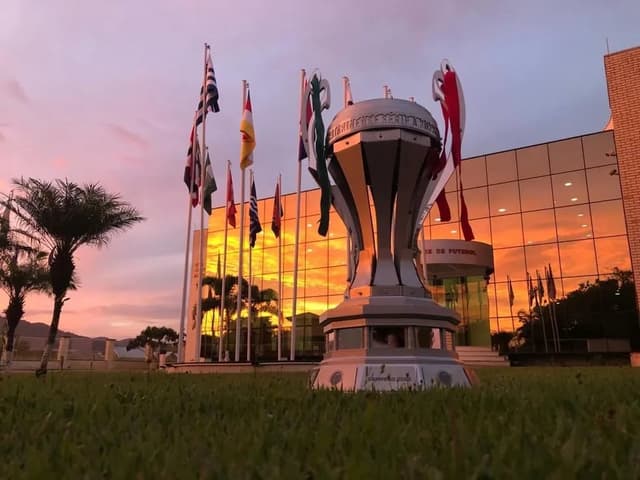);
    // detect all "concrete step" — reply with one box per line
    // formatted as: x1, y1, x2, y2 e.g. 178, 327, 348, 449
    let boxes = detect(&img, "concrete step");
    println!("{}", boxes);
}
456, 346, 510, 367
